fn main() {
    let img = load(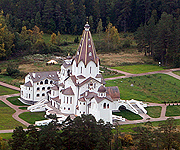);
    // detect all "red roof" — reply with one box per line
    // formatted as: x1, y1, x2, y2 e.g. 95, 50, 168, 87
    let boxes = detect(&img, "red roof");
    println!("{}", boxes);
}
62, 86, 74, 95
